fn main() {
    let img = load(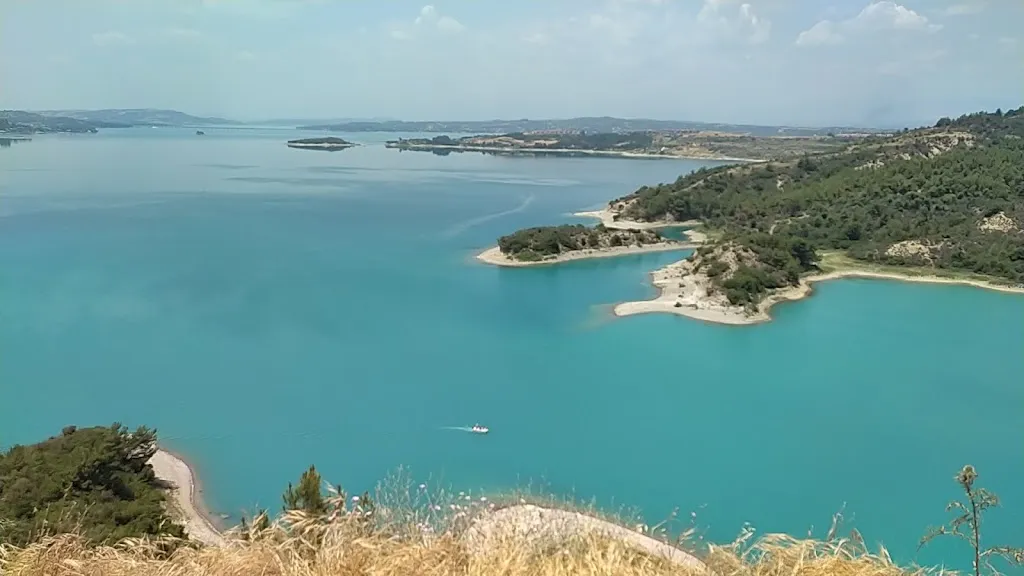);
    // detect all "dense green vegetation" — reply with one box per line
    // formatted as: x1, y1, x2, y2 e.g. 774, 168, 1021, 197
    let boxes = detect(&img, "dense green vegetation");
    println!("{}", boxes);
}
693, 234, 819, 306
613, 108, 1024, 303
497, 224, 664, 261
0, 424, 184, 546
